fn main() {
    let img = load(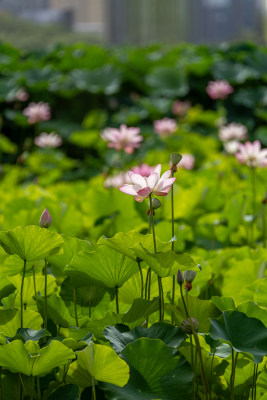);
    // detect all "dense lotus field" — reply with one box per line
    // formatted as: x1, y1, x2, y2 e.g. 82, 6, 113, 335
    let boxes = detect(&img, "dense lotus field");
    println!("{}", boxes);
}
0, 41, 266, 400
